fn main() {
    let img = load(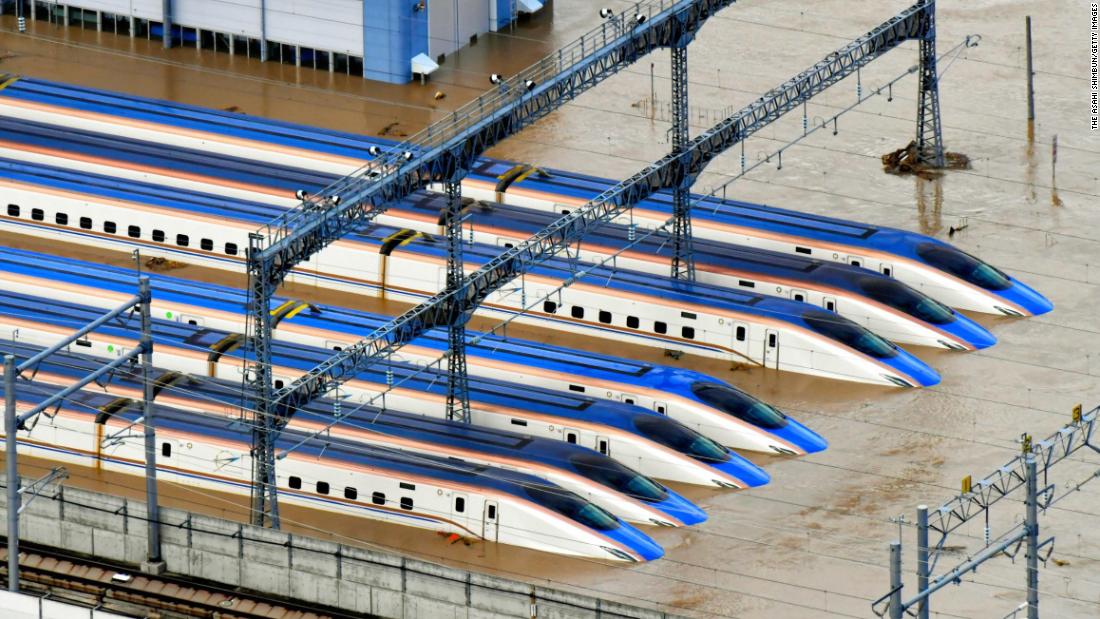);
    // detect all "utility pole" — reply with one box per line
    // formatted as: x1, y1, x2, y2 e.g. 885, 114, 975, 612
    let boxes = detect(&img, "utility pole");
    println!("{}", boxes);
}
138, 277, 165, 574
444, 178, 471, 423
915, 0, 945, 166
1024, 453, 1039, 618
1025, 16, 1035, 123
5, 354, 18, 592
915, 505, 930, 619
